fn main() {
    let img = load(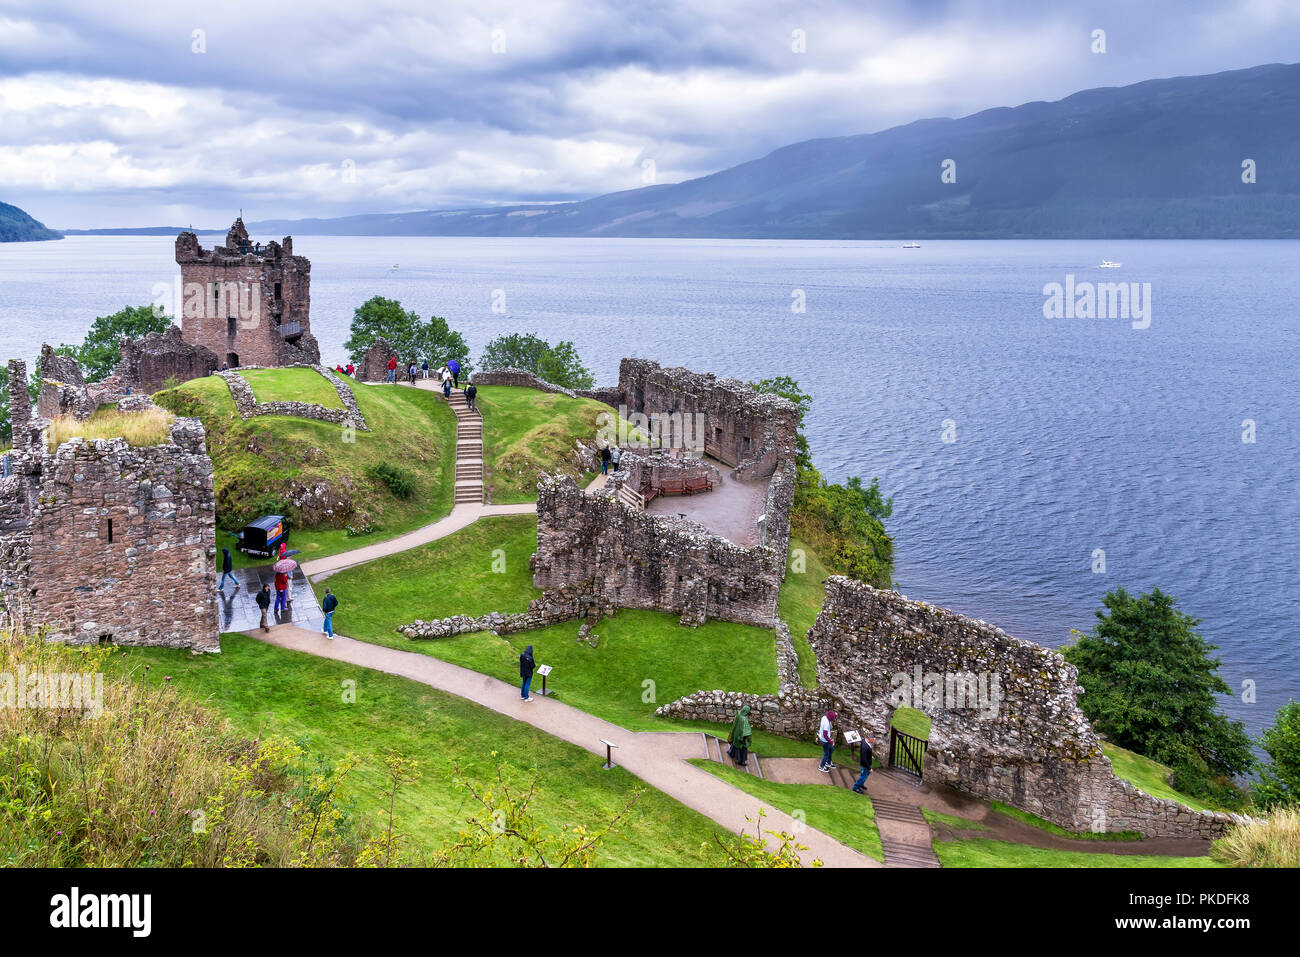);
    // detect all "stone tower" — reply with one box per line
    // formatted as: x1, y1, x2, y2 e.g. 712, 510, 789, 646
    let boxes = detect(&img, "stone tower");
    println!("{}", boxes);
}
175, 217, 321, 368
